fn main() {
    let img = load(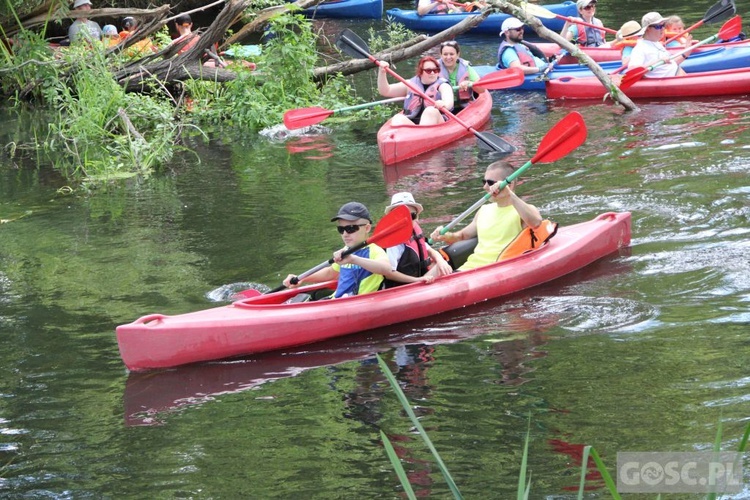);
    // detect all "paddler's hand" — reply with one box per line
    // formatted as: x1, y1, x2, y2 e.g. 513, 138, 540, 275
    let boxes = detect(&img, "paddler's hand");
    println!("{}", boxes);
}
458, 81, 472, 92
283, 274, 300, 288
432, 254, 453, 276
377, 61, 390, 73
